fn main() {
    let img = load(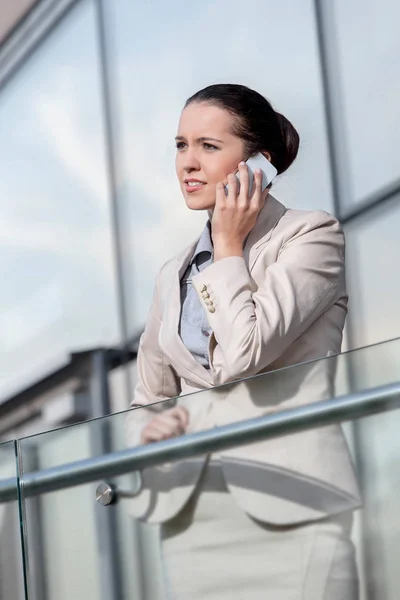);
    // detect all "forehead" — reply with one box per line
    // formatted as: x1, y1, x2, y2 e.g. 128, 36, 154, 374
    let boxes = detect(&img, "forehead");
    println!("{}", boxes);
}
177, 102, 234, 137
